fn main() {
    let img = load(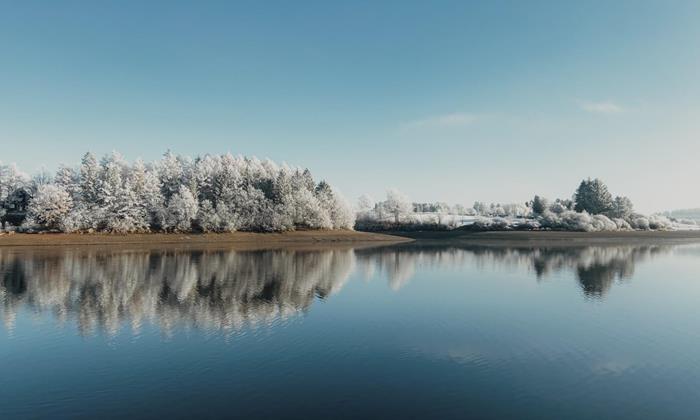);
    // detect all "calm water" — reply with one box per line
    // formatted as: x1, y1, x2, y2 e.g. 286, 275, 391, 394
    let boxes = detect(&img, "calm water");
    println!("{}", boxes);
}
2, 242, 700, 419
